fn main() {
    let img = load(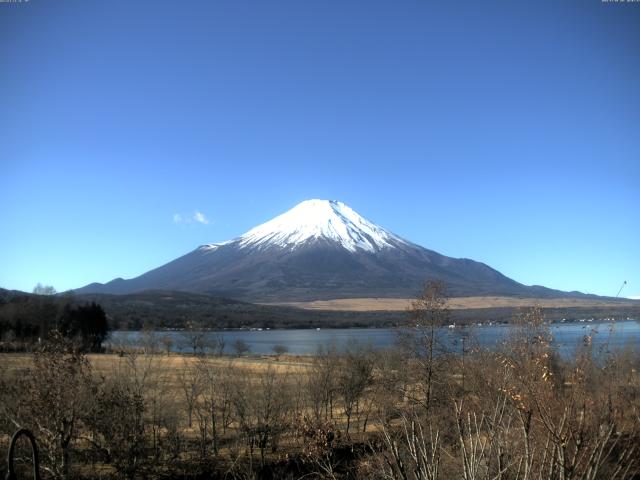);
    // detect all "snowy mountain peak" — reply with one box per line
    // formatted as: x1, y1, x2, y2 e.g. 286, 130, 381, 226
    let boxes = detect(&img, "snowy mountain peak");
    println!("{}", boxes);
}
237, 199, 407, 252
